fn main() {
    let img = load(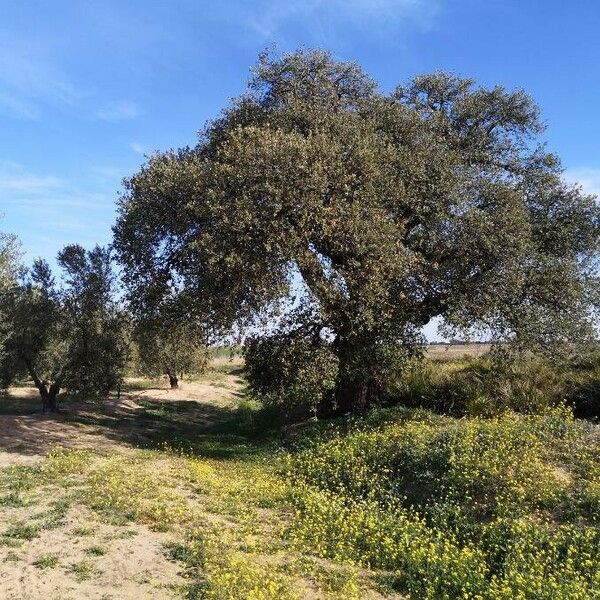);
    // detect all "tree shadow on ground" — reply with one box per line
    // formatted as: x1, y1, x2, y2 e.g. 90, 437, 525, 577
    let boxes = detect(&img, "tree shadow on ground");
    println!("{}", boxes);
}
571, 378, 600, 420
0, 378, 272, 461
